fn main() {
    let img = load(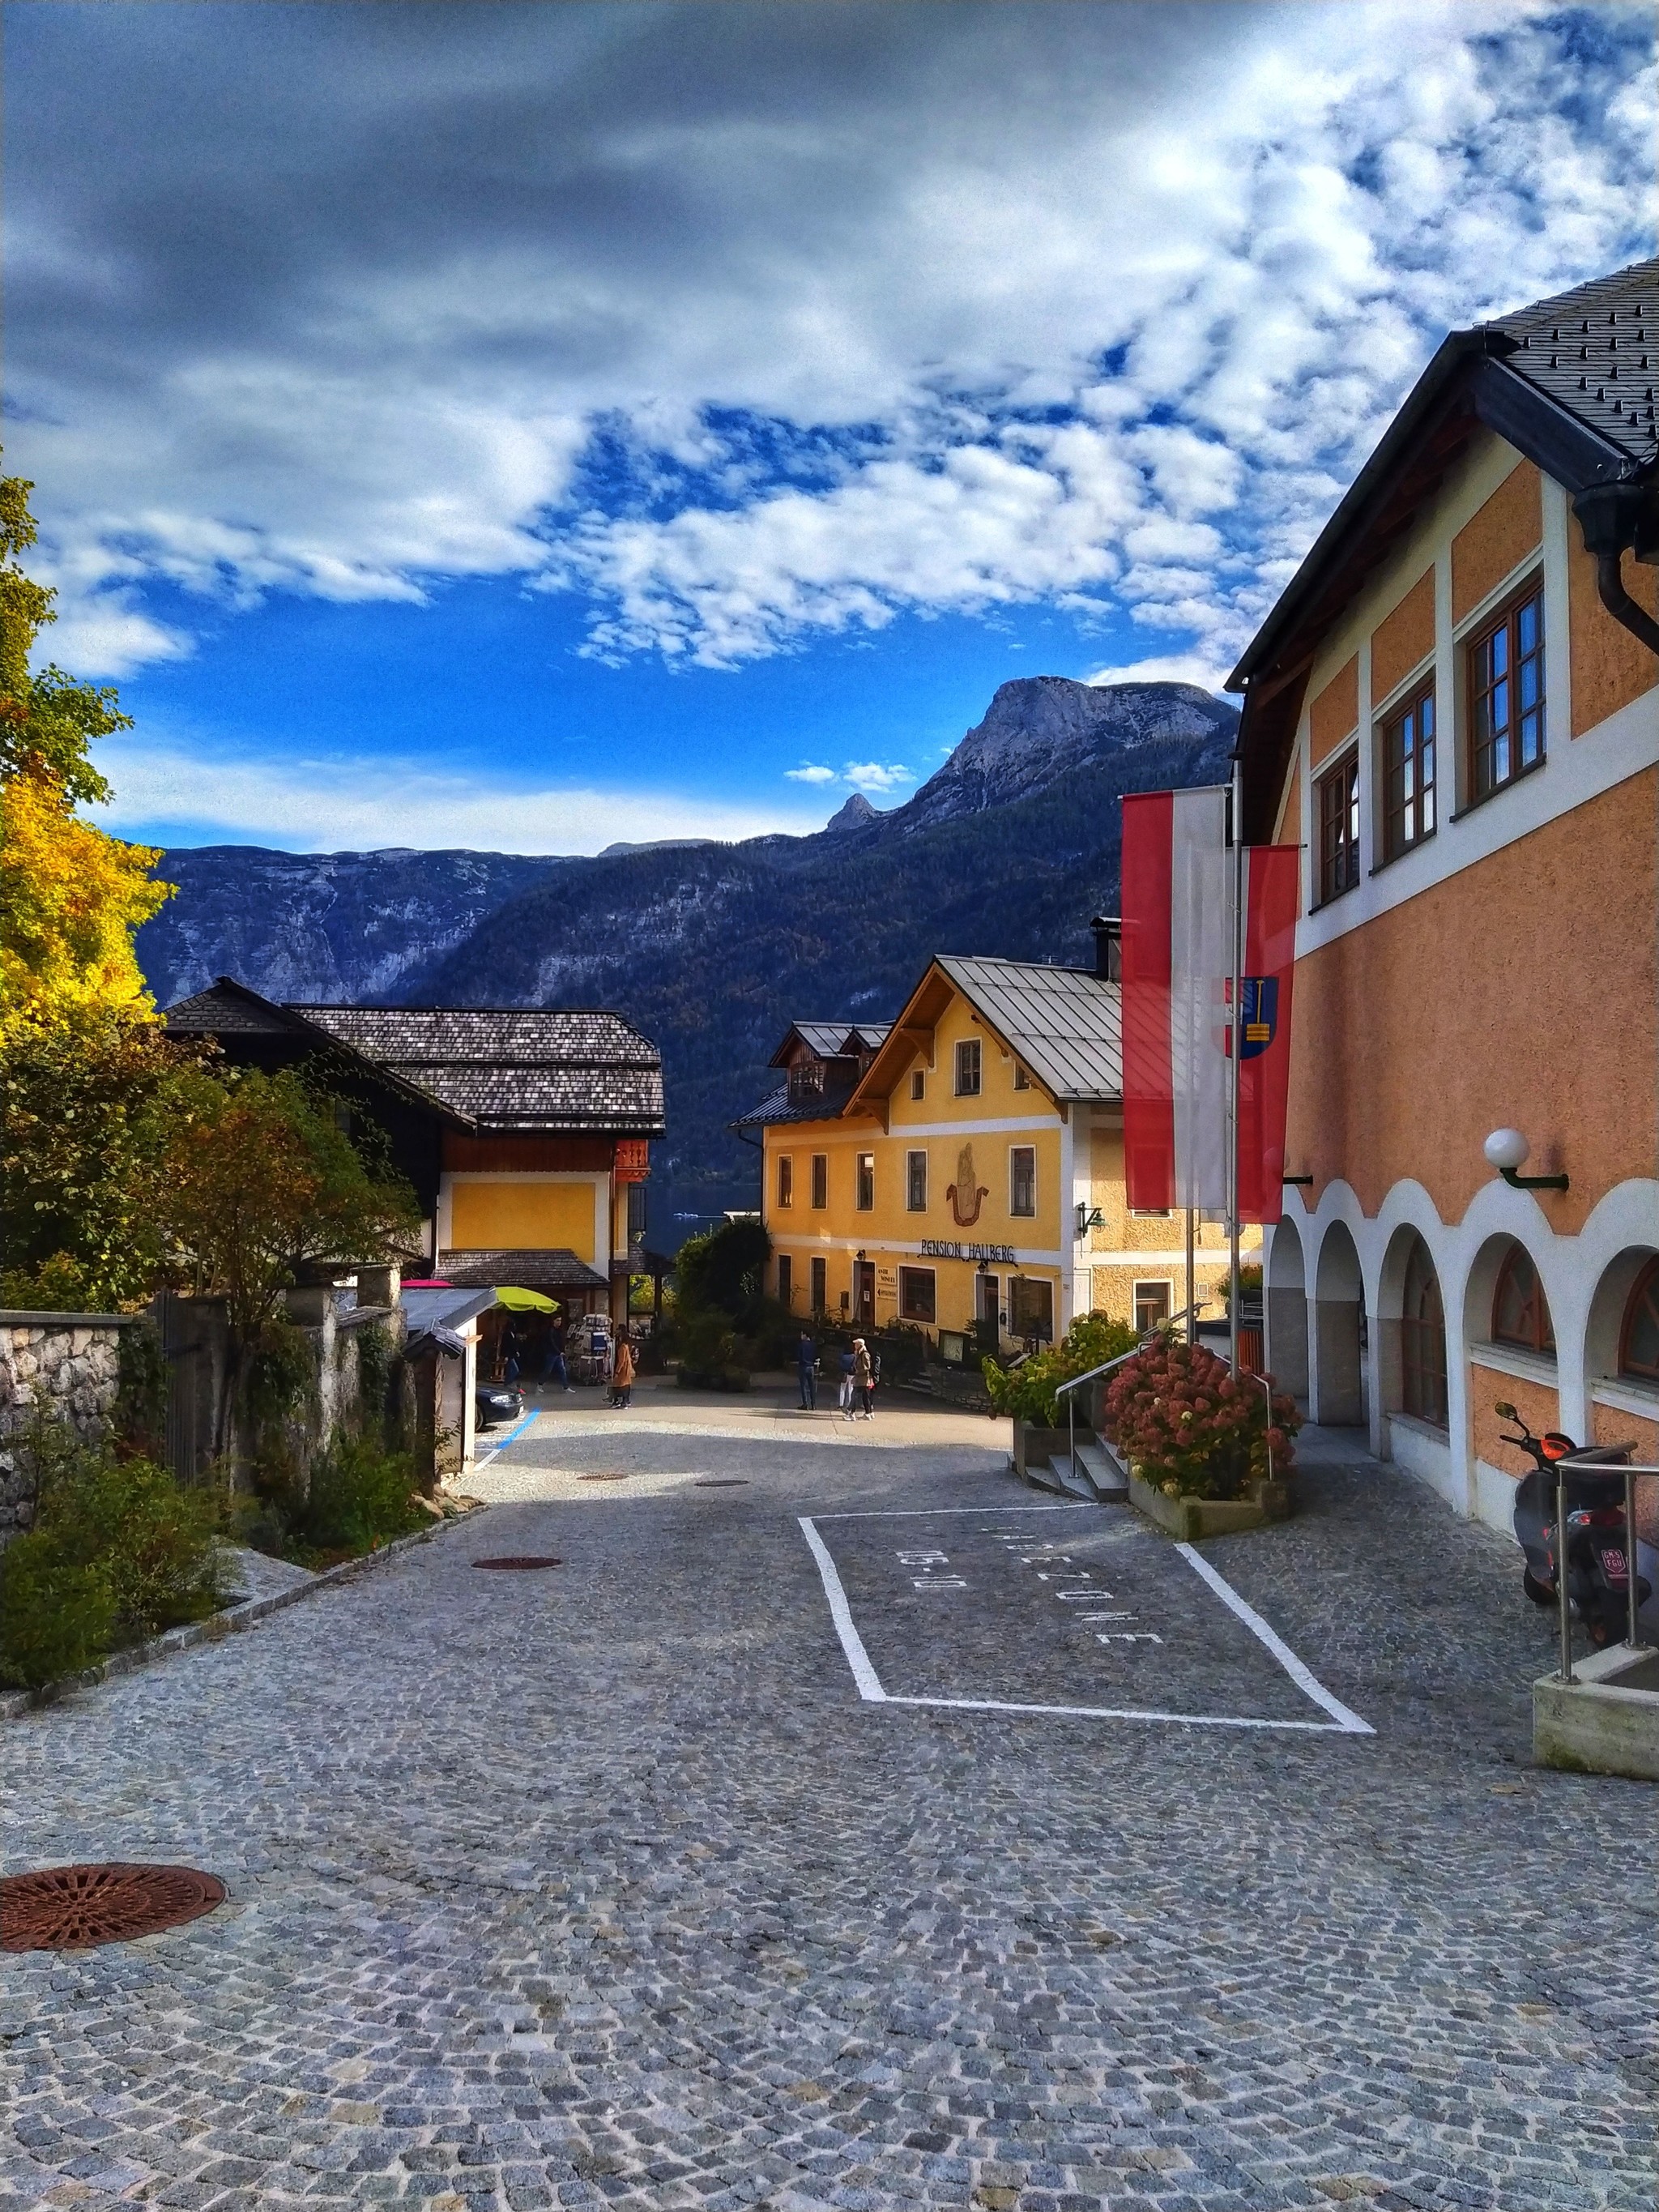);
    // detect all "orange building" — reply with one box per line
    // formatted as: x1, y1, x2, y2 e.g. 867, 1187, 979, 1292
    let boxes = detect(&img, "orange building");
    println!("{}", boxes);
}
1231, 258, 1659, 1535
